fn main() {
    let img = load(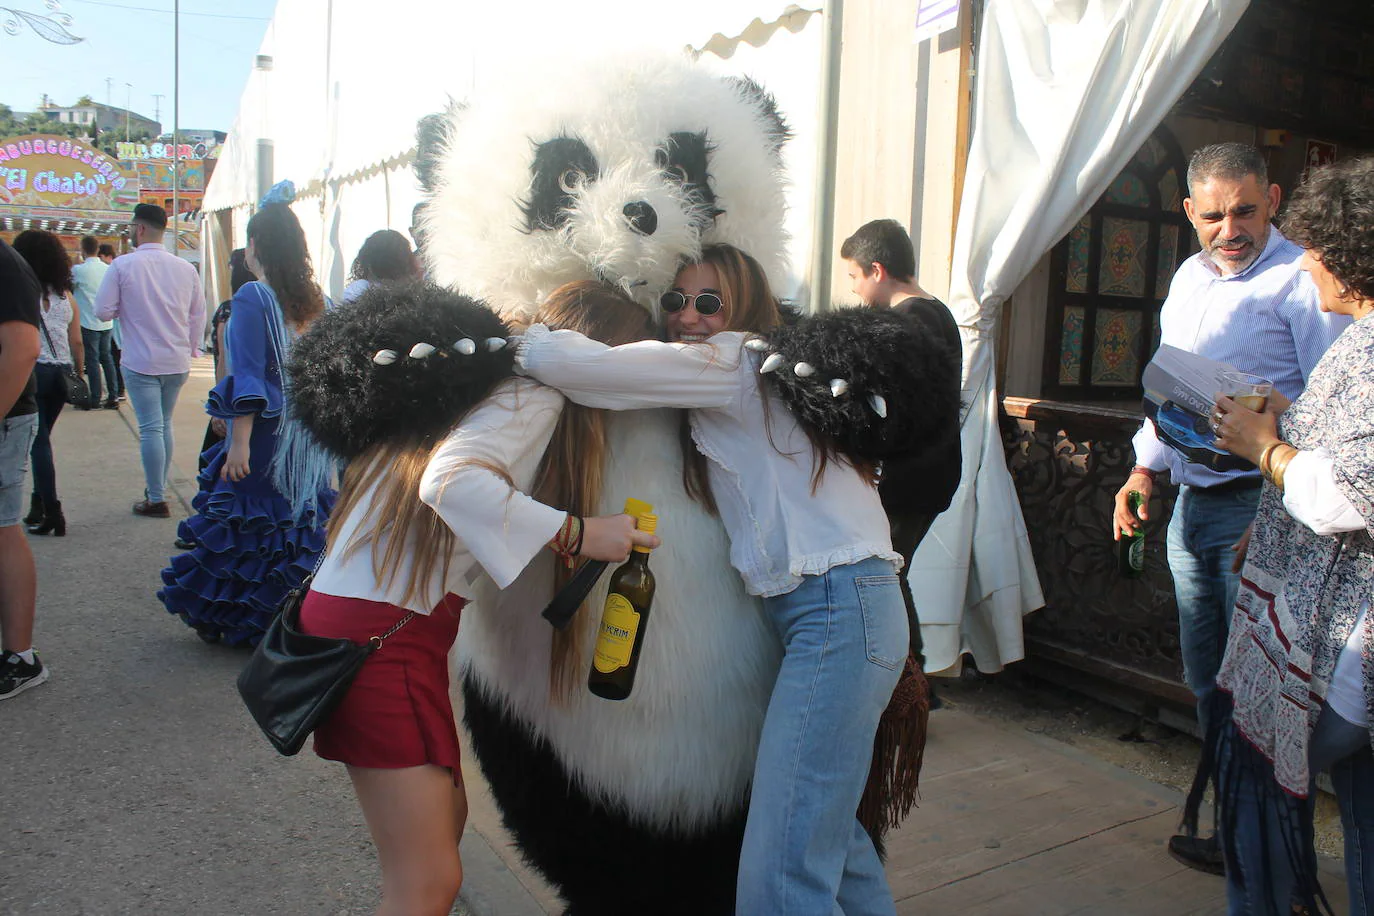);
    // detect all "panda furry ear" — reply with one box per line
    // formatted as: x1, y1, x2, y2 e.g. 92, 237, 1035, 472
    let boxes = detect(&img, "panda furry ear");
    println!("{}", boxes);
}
728, 76, 791, 156
415, 100, 464, 194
